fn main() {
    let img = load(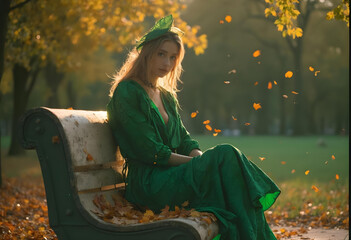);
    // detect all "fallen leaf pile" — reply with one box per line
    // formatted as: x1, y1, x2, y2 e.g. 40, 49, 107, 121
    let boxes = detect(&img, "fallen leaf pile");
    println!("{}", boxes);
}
0, 177, 57, 240
1, 177, 348, 239
264, 181, 349, 231
91, 194, 217, 226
